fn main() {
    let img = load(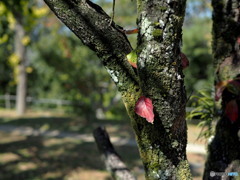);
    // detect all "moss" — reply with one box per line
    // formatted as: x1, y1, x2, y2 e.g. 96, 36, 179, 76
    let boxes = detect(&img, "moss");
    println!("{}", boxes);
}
145, 152, 171, 179
176, 160, 192, 180
159, 6, 167, 11
137, 0, 143, 14
171, 140, 179, 148
153, 22, 160, 26
152, 29, 163, 37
